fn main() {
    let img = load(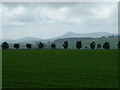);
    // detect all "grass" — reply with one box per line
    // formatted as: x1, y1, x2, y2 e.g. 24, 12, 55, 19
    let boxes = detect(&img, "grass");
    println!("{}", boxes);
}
2, 49, 118, 88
